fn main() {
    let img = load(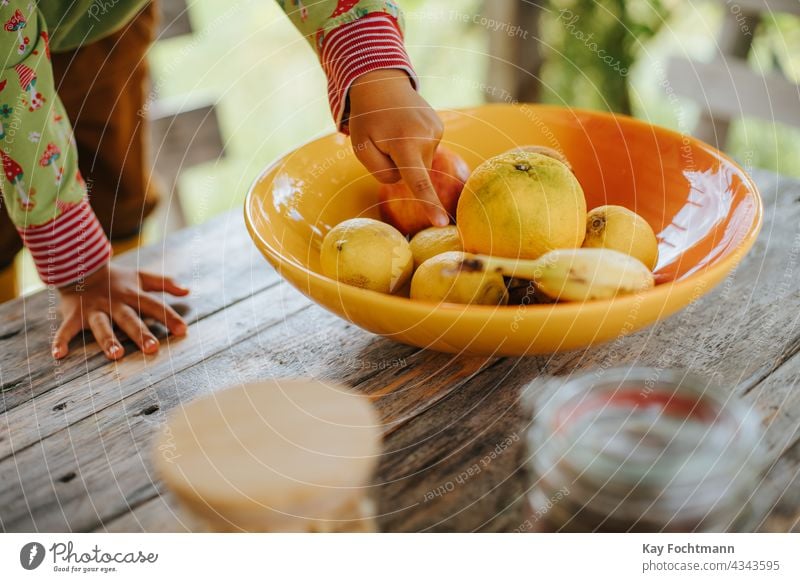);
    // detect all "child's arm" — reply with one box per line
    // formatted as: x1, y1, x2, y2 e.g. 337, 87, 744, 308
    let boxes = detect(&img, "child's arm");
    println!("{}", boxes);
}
0, 6, 110, 288
0, 2, 187, 360
280, 1, 447, 226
